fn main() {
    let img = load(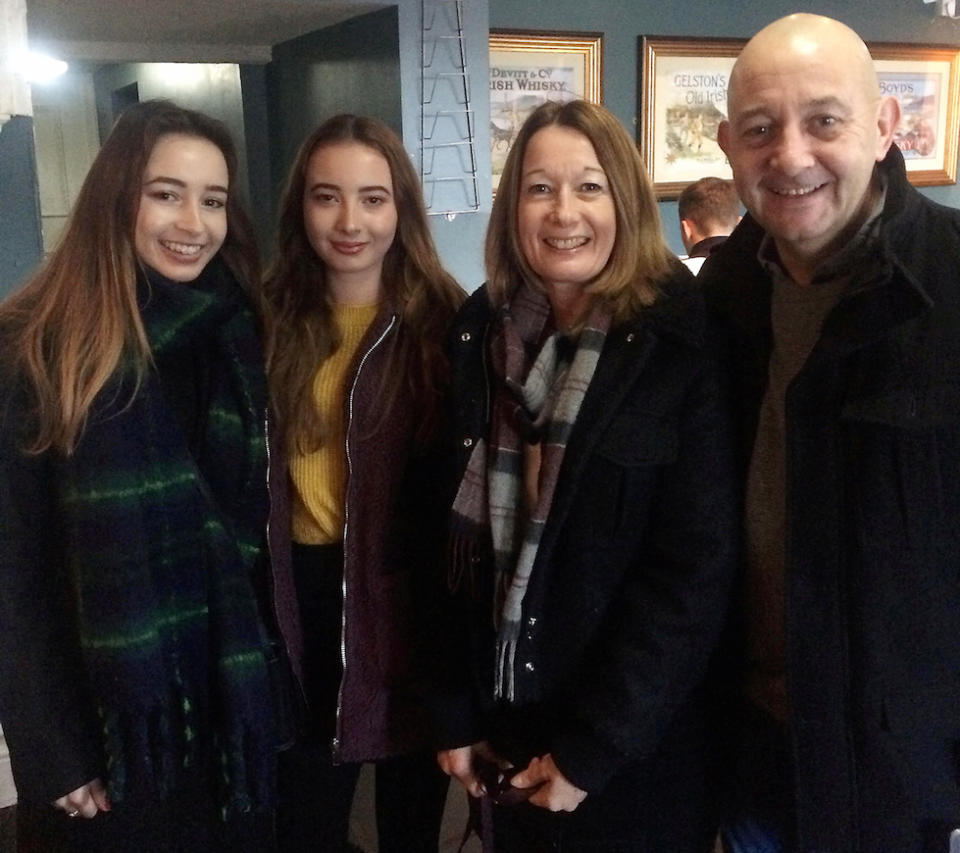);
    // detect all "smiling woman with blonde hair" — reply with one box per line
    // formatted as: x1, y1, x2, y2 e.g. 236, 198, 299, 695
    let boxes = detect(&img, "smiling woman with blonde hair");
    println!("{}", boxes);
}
438, 99, 737, 851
